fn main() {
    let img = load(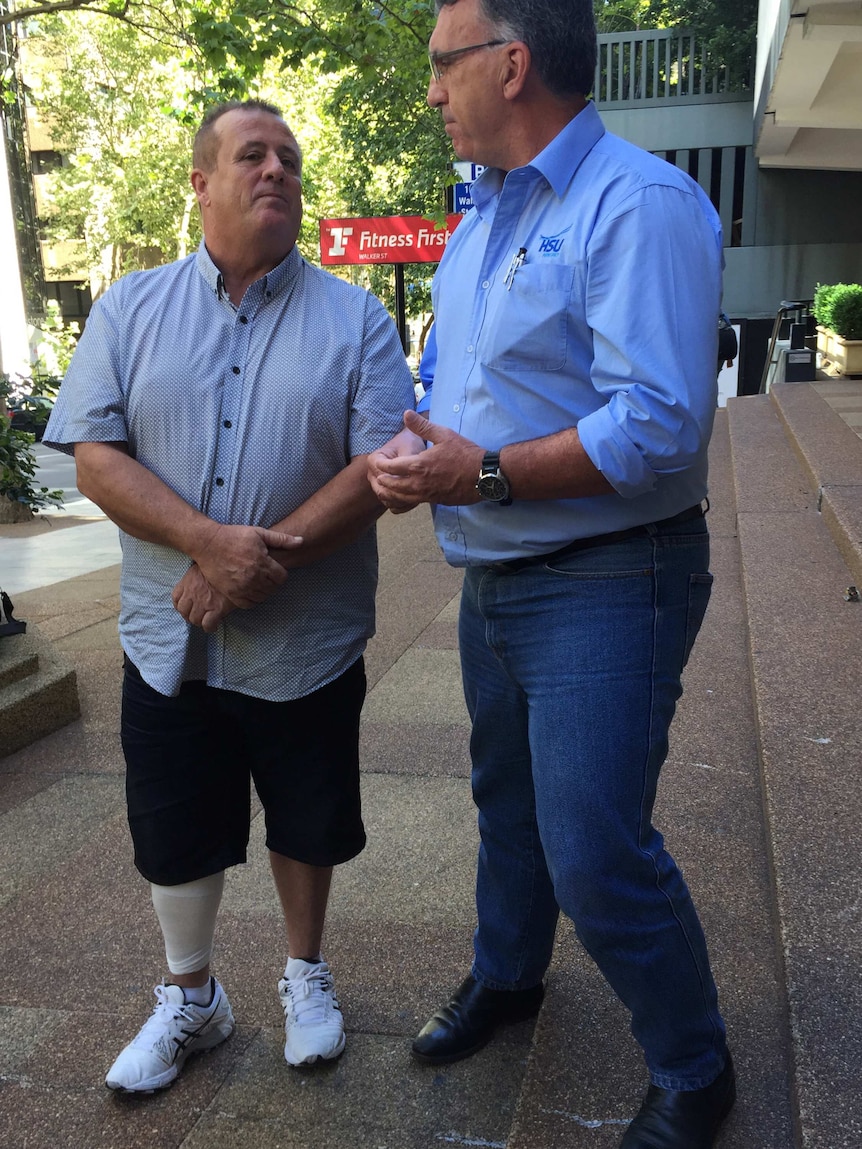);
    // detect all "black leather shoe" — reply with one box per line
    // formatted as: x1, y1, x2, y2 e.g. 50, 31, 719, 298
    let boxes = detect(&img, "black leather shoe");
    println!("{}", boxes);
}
412, 974, 544, 1064
620, 1052, 736, 1148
